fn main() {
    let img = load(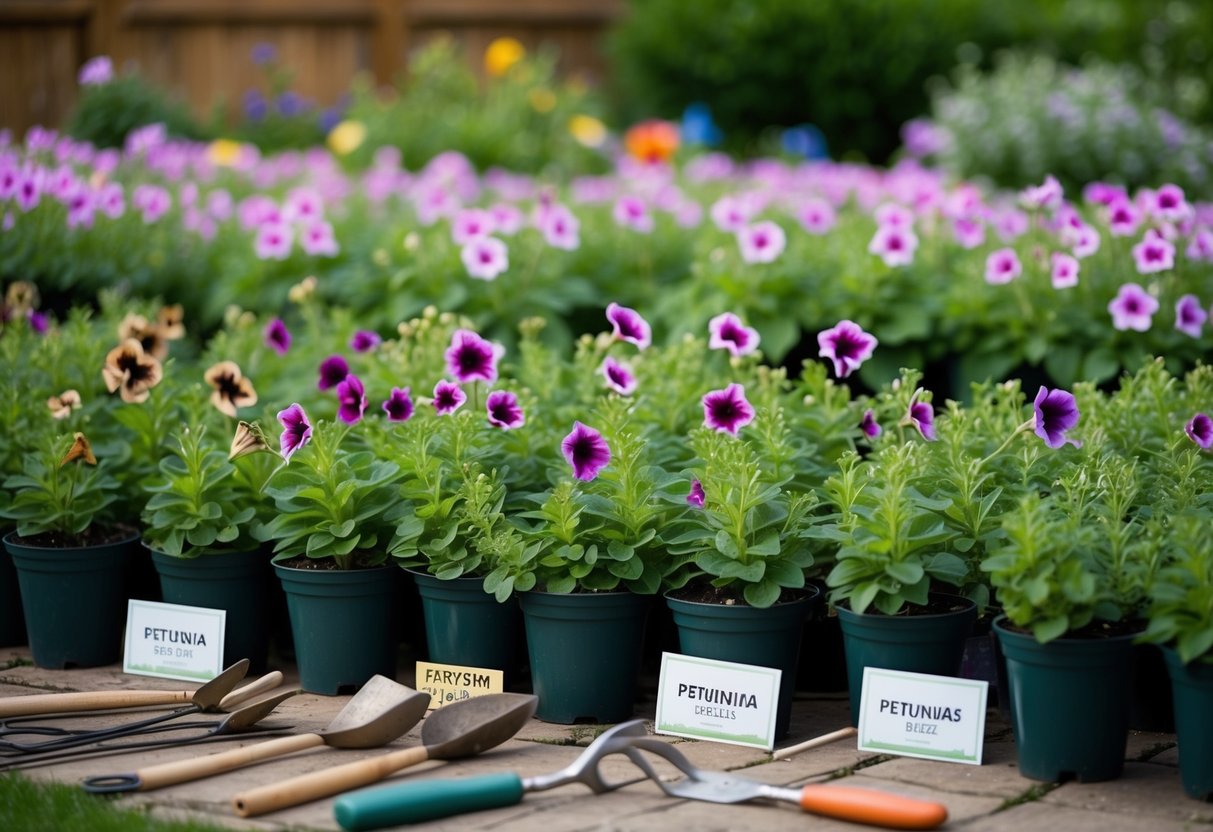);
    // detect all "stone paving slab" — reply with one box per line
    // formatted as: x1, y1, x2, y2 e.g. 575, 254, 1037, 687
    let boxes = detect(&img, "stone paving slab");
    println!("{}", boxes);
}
3, 650, 1207, 832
